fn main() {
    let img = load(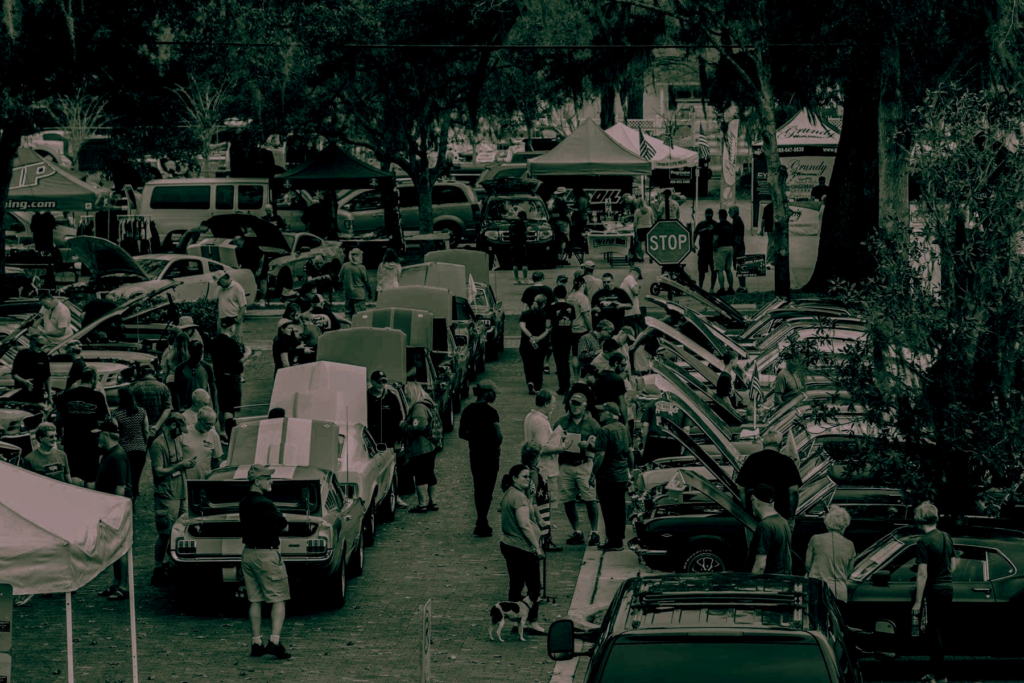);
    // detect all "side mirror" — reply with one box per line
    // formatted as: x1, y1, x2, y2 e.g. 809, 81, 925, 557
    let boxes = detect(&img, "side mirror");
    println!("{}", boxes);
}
298, 246, 311, 254
874, 620, 896, 635
495, 301, 503, 309
871, 570, 891, 587
547, 619, 579, 662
